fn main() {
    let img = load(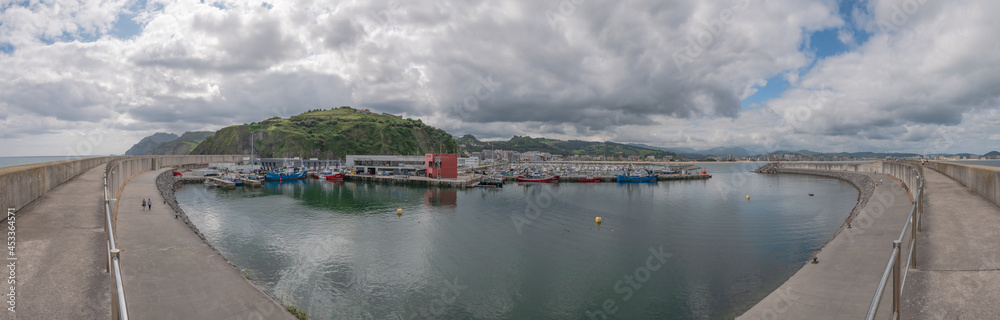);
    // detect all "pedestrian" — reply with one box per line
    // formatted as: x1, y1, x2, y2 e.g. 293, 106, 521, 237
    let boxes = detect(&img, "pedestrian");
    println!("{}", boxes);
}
142, 199, 147, 211
148, 198, 152, 210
